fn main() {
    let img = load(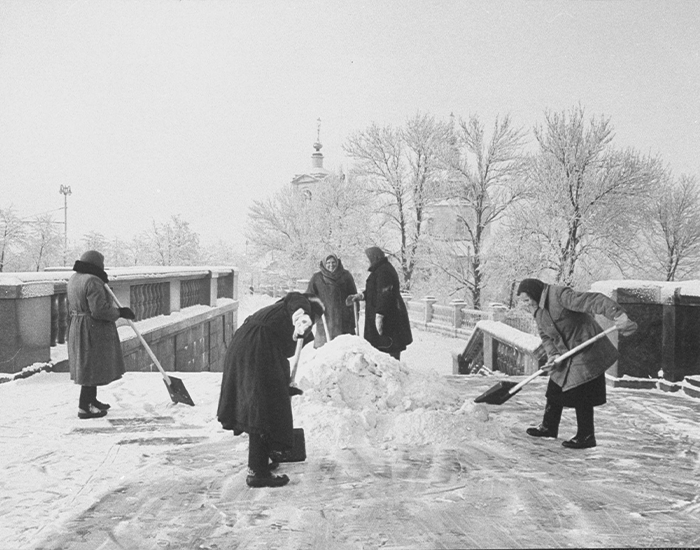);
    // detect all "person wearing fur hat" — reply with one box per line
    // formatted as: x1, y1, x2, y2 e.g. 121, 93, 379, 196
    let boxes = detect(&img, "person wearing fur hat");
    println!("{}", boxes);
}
517, 278, 637, 449
347, 247, 413, 360
217, 292, 324, 488
305, 253, 357, 348
67, 250, 136, 419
